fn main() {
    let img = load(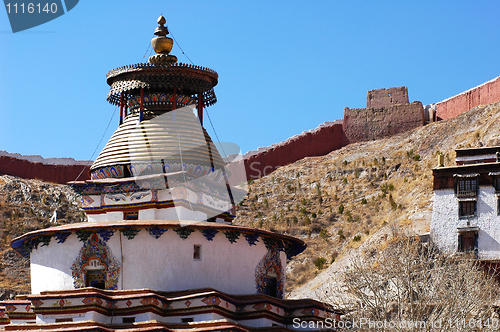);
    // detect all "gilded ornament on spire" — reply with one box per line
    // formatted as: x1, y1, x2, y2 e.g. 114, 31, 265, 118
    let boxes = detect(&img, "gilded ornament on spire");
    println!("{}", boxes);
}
149, 15, 178, 65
